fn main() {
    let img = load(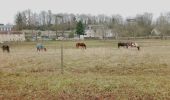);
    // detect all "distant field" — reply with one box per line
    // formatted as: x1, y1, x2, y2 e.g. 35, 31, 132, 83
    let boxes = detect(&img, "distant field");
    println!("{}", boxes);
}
1, 39, 170, 100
